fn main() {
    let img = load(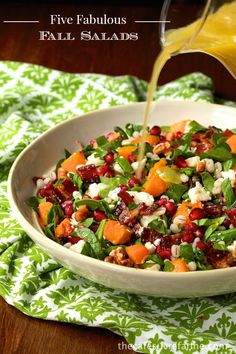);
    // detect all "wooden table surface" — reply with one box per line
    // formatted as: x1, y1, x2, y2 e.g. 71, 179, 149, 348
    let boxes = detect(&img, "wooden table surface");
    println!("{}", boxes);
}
0, 2, 236, 354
